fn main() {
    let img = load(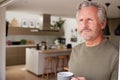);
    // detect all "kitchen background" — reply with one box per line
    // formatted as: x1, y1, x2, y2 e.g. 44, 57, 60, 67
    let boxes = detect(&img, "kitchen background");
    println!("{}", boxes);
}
6, 11, 85, 47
